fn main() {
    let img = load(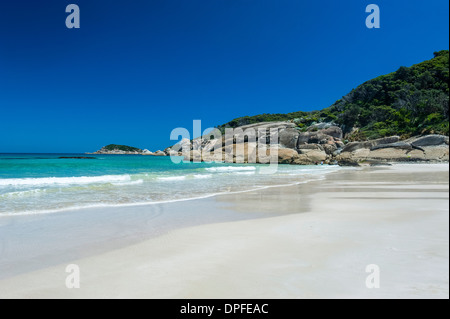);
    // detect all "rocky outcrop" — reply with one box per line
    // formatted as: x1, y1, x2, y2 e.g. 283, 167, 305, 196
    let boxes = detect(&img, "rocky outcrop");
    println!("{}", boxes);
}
341, 136, 400, 153
408, 135, 450, 147
279, 128, 300, 149
142, 149, 153, 155
171, 121, 448, 166
153, 150, 167, 156
321, 126, 343, 139
370, 142, 415, 152
277, 148, 300, 164
177, 121, 344, 165
293, 151, 327, 165
337, 134, 449, 165
292, 126, 343, 164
